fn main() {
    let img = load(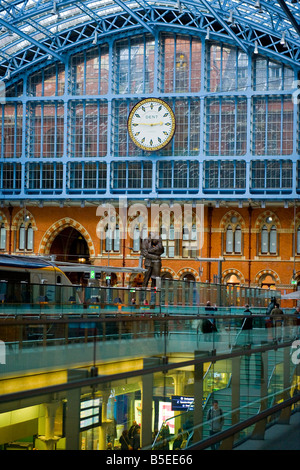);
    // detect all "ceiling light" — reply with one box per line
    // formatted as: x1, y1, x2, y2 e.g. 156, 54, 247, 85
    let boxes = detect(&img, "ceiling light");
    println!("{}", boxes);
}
254, 41, 258, 54
52, 0, 57, 14
205, 27, 210, 40
92, 31, 98, 45
229, 10, 235, 25
255, 0, 263, 12
280, 32, 286, 45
